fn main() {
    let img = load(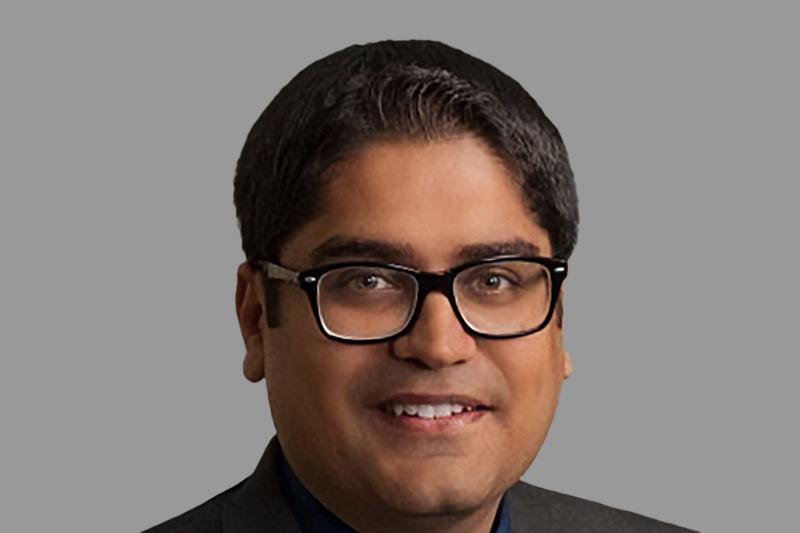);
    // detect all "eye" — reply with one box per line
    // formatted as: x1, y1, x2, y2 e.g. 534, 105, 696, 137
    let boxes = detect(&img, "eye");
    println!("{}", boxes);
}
457, 263, 529, 299
476, 271, 515, 291
325, 267, 404, 294
351, 272, 390, 291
